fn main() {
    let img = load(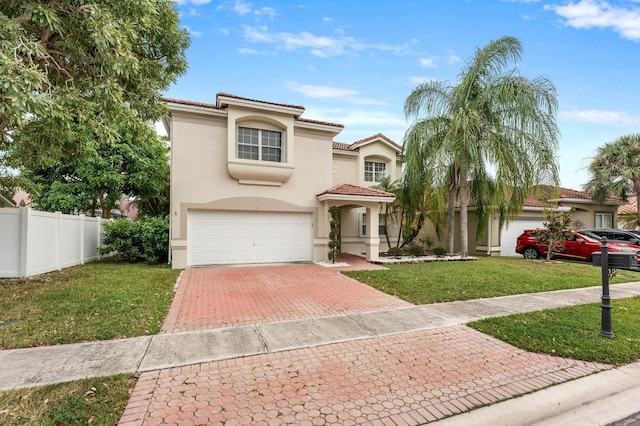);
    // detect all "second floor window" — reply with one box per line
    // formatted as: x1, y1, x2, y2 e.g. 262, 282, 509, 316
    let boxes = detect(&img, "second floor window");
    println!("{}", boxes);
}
364, 161, 387, 182
237, 127, 283, 162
